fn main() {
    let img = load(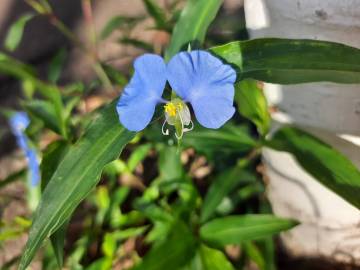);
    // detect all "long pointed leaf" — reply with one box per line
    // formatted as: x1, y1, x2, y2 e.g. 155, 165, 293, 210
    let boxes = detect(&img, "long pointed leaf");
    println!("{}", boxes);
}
19, 101, 135, 270
211, 38, 360, 84
165, 0, 222, 60
4, 13, 34, 51
200, 215, 298, 247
